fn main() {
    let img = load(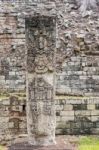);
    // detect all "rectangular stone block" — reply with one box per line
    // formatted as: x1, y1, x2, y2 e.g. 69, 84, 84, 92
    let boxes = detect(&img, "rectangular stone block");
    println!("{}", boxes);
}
95, 104, 99, 110
75, 110, 91, 116
91, 110, 99, 116
63, 104, 73, 110
61, 116, 74, 121
56, 122, 66, 129
91, 116, 99, 122
79, 76, 87, 80
2, 100, 10, 105
87, 104, 95, 110
92, 75, 99, 80
0, 76, 5, 80
91, 128, 99, 134
56, 105, 63, 111
56, 116, 61, 122
76, 71, 83, 75
19, 106, 23, 112
60, 110, 74, 116
71, 56, 80, 61
55, 129, 63, 135
0, 80, 5, 84
9, 72, 16, 76
73, 104, 87, 110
